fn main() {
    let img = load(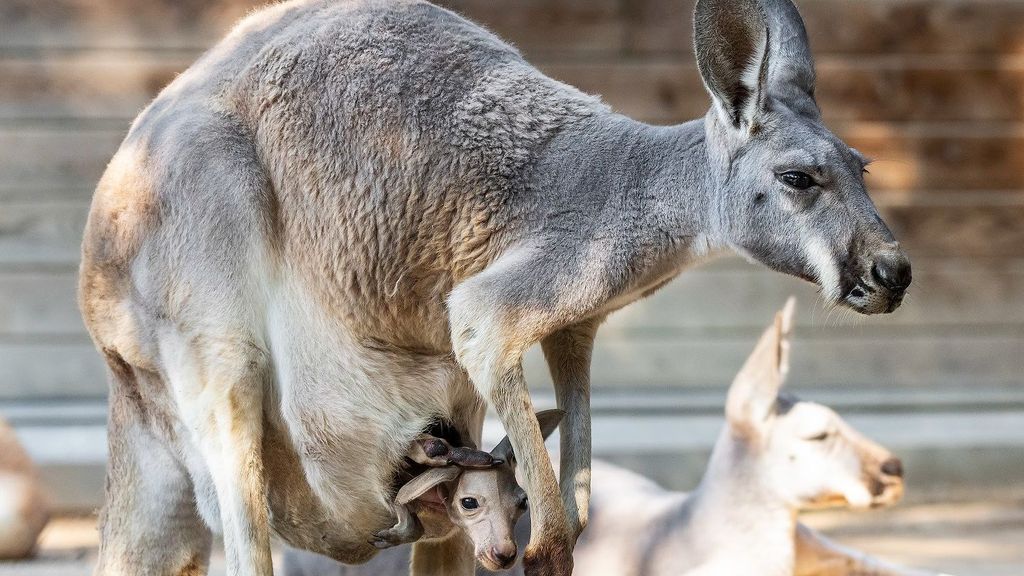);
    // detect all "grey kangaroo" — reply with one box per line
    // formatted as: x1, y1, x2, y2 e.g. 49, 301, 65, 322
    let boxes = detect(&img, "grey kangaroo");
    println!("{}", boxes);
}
78, 0, 911, 574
